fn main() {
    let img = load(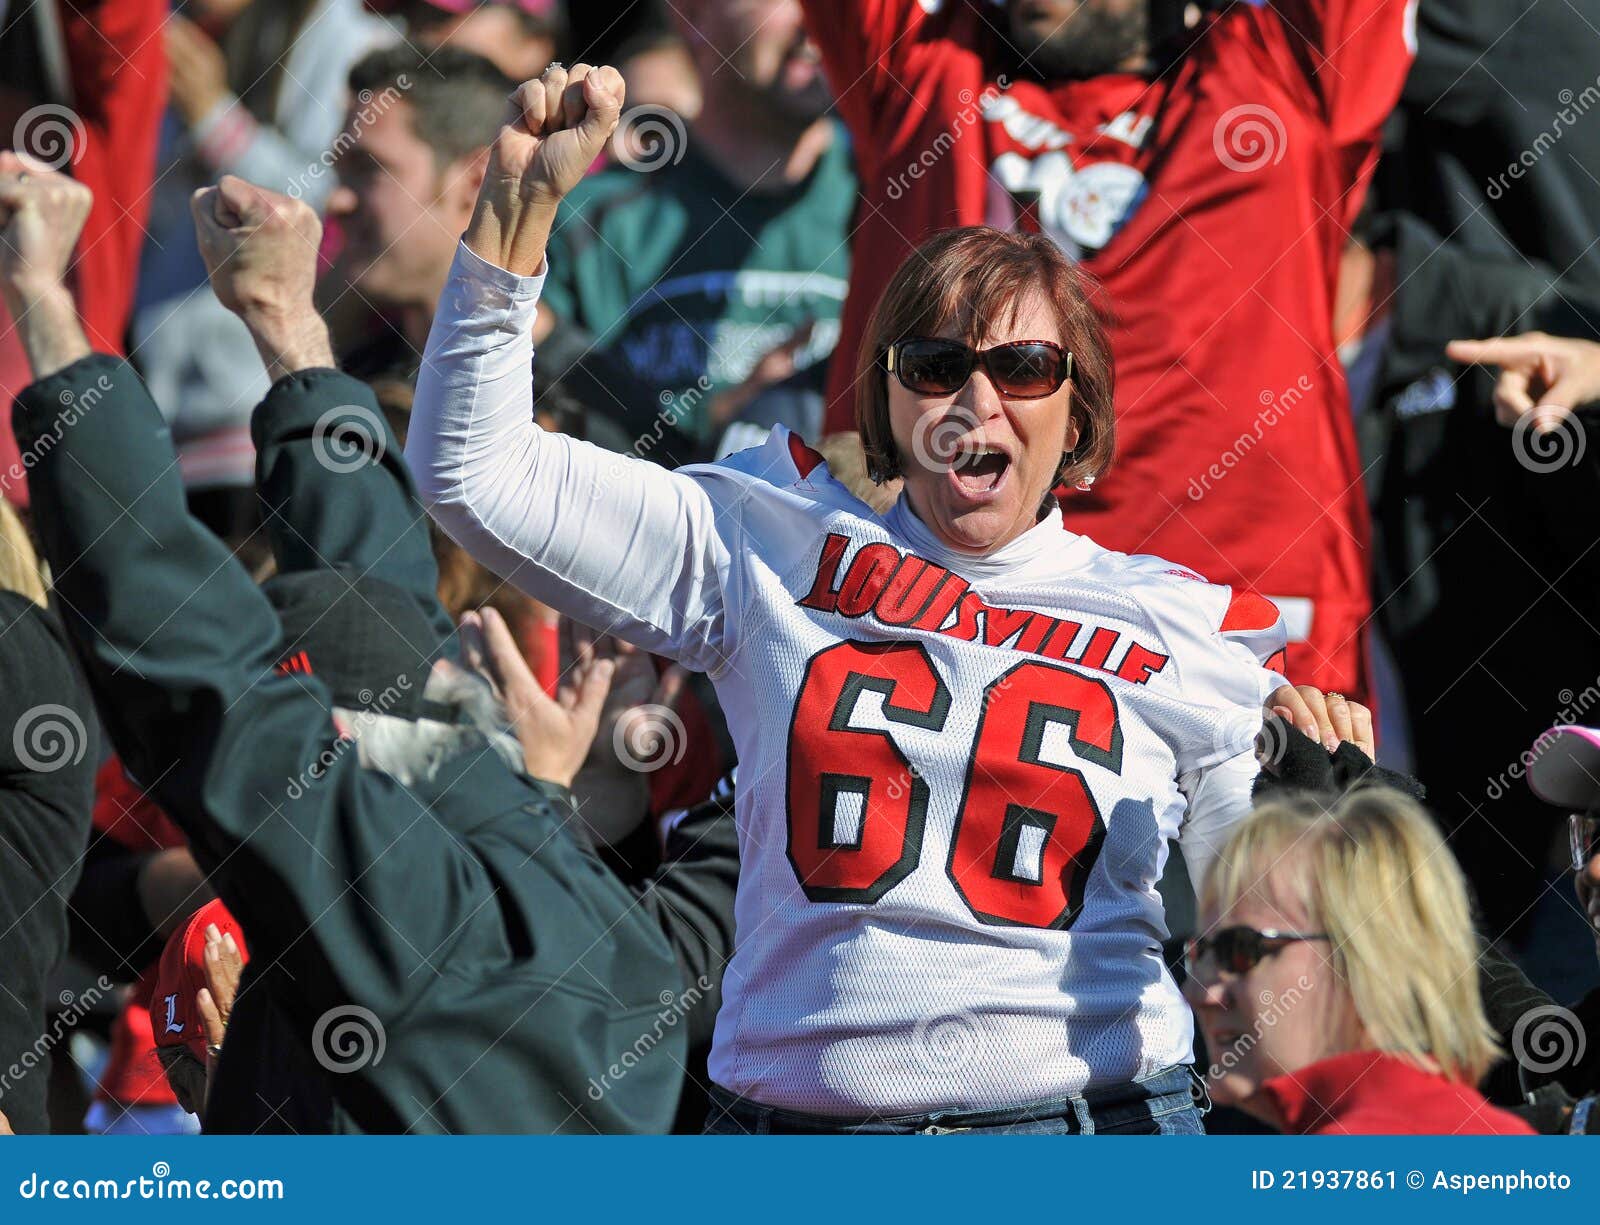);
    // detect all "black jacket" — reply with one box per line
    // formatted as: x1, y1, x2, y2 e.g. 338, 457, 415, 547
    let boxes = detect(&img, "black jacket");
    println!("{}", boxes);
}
1392, 0, 1600, 300
16, 356, 691, 1133
1357, 210, 1600, 937
0, 592, 96, 1134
